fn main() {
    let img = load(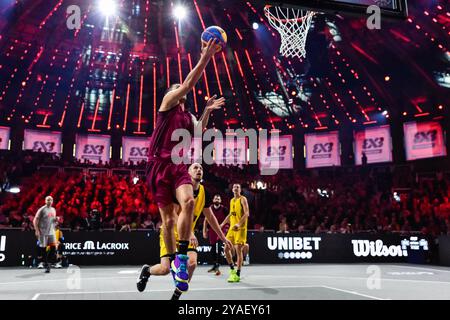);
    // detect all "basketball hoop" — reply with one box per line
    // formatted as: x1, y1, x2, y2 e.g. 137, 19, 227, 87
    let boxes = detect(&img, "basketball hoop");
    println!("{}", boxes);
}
264, 5, 315, 59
